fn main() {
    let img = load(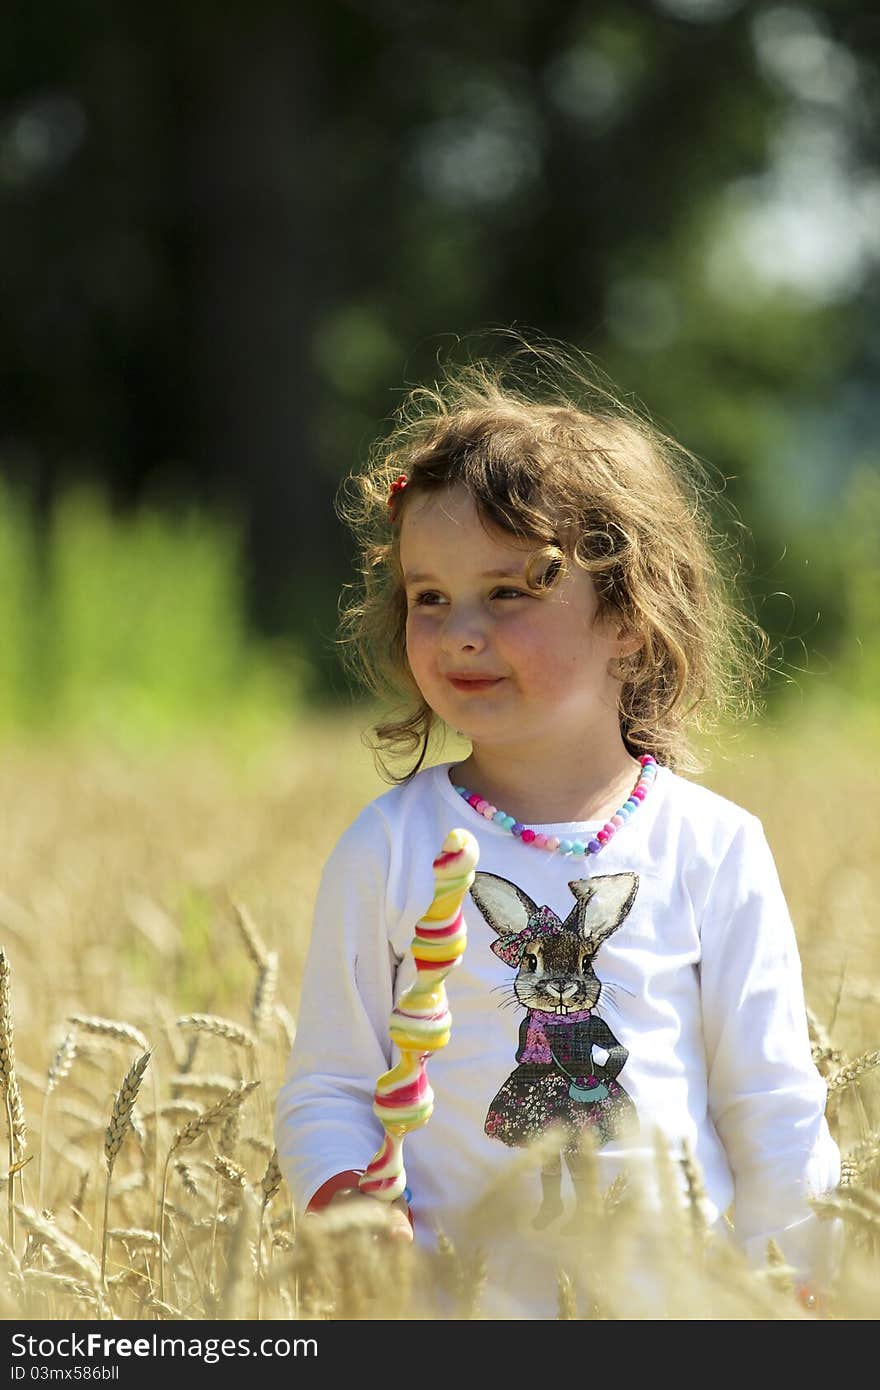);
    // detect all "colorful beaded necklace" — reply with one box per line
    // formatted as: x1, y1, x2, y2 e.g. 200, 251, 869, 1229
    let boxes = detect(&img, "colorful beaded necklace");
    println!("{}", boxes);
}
453, 754, 658, 859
